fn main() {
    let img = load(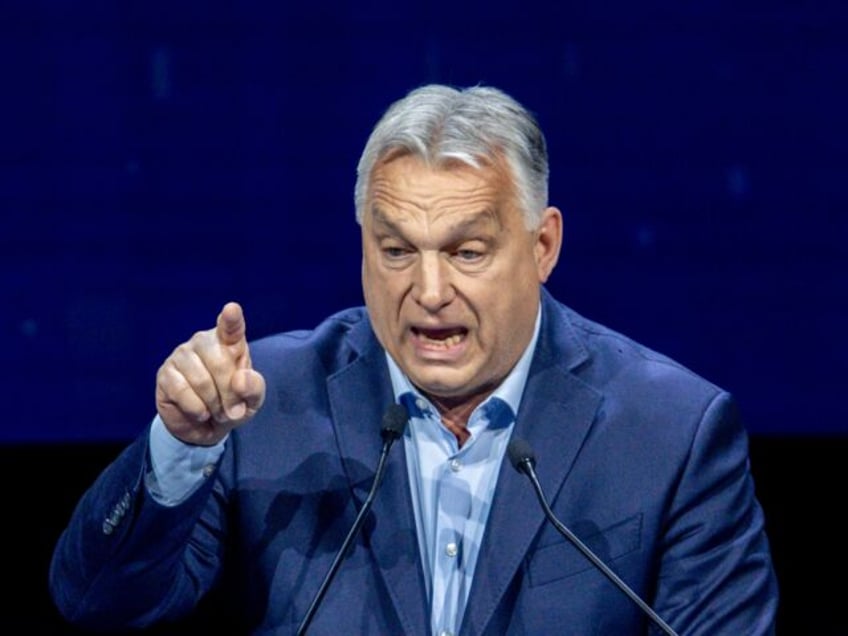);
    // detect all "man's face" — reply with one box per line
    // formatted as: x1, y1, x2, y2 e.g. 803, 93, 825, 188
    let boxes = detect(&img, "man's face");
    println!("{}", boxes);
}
361, 154, 561, 406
